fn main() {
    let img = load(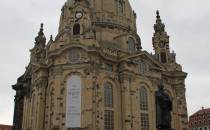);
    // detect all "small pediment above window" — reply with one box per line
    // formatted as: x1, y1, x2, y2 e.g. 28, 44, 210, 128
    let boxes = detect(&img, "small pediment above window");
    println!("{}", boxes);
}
127, 51, 165, 72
